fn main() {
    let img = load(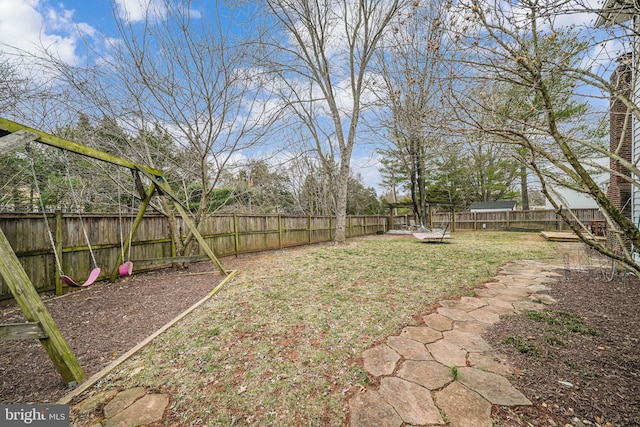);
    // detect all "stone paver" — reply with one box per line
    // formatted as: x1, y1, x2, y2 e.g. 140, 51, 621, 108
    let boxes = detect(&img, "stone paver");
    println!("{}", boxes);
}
105, 394, 169, 427
386, 335, 432, 360
473, 288, 497, 298
379, 377, 444, 425
102, 387, 146, 419
527, 283, 552, 293
349, 390, 403, 427
396, 360, 453, 390
436, 307, 476, 322
438, 299, 463, 308
483, 298, 516, 312
451, 320, 488, 334
467, 351, 513, 376
400, 326, 442, 343
362, 344, 401, 376
468, 306, 503, 324
76, 390, 119, 415
423, 313, 453, 331
512, 299, 546, 312
485, 295, 513, 312
484, 281, 507, 290
434, 381, 492, 427
443, 330, 494, 353
459, 296, 488, 310
457, 367, 531, 406
427, 339, 468, 367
